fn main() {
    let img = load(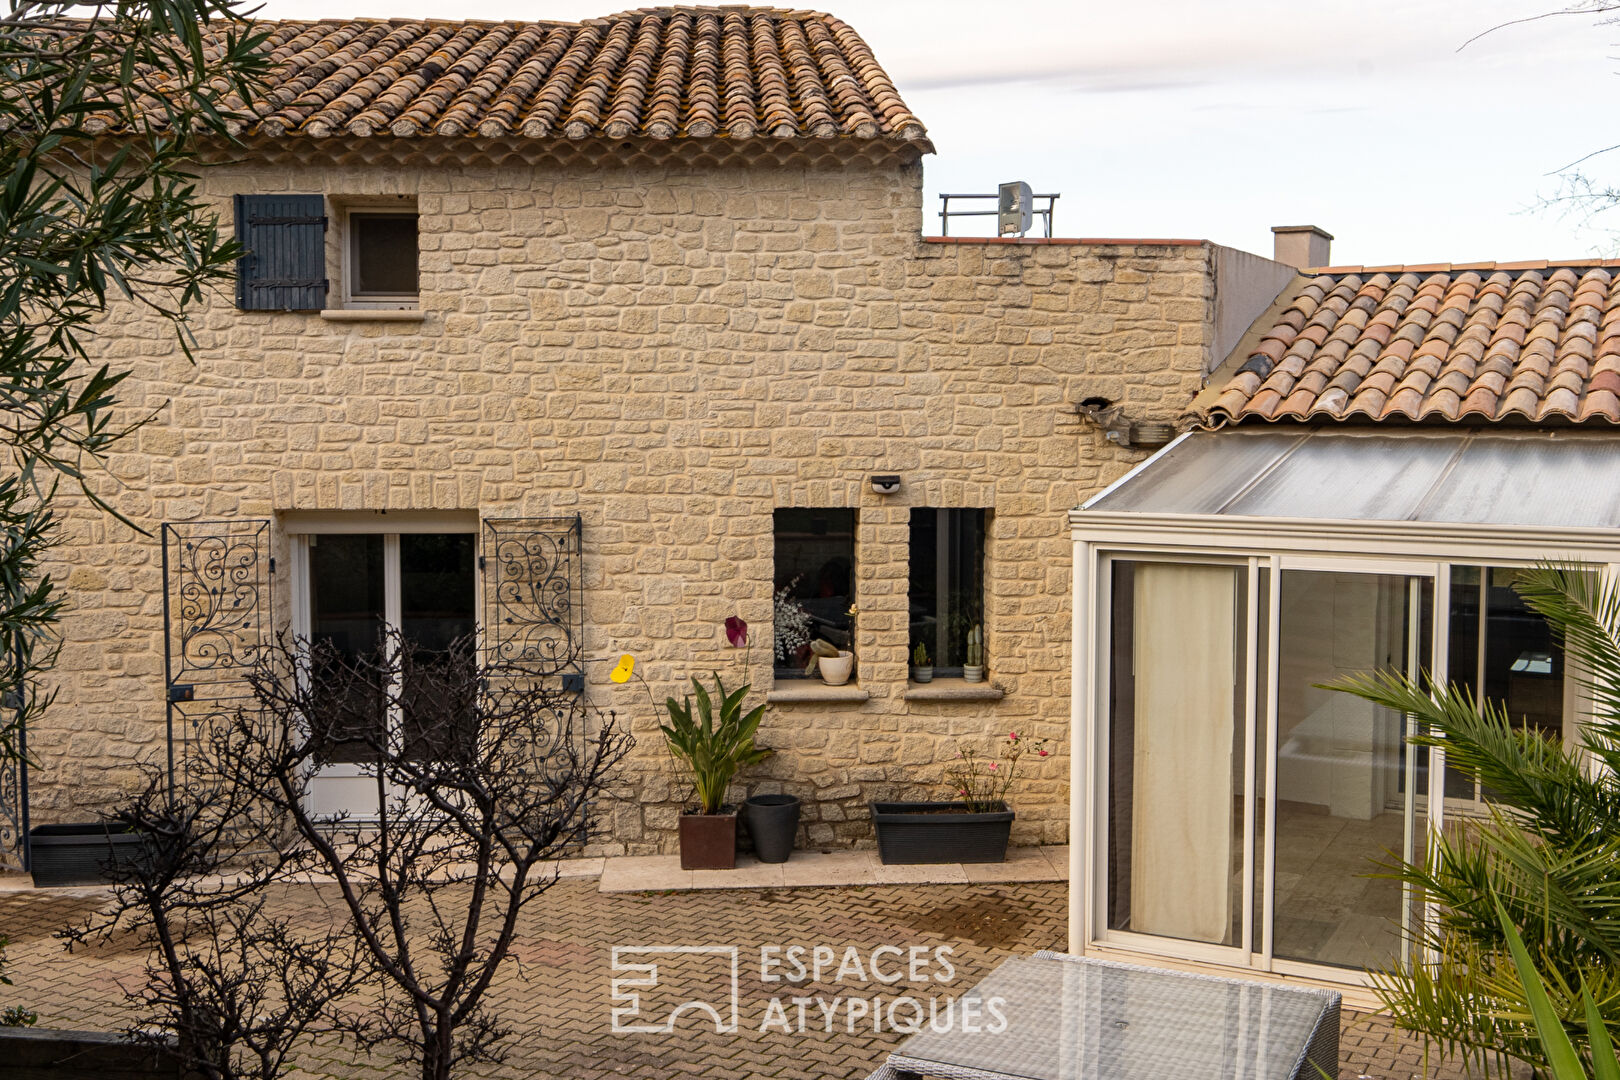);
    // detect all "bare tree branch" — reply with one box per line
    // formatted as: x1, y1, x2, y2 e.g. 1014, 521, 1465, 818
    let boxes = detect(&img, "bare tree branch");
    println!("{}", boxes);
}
207, 632, 636, 1080
1459, 3, 1620, 52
